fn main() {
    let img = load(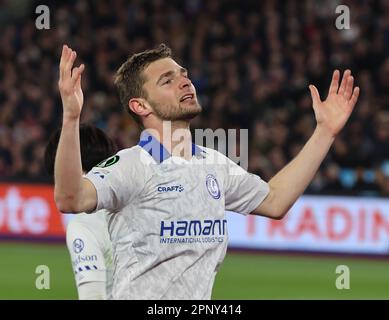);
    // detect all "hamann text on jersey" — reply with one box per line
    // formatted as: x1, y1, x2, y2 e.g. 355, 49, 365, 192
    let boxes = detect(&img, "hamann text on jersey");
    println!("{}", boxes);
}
85, 131, 269, 299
